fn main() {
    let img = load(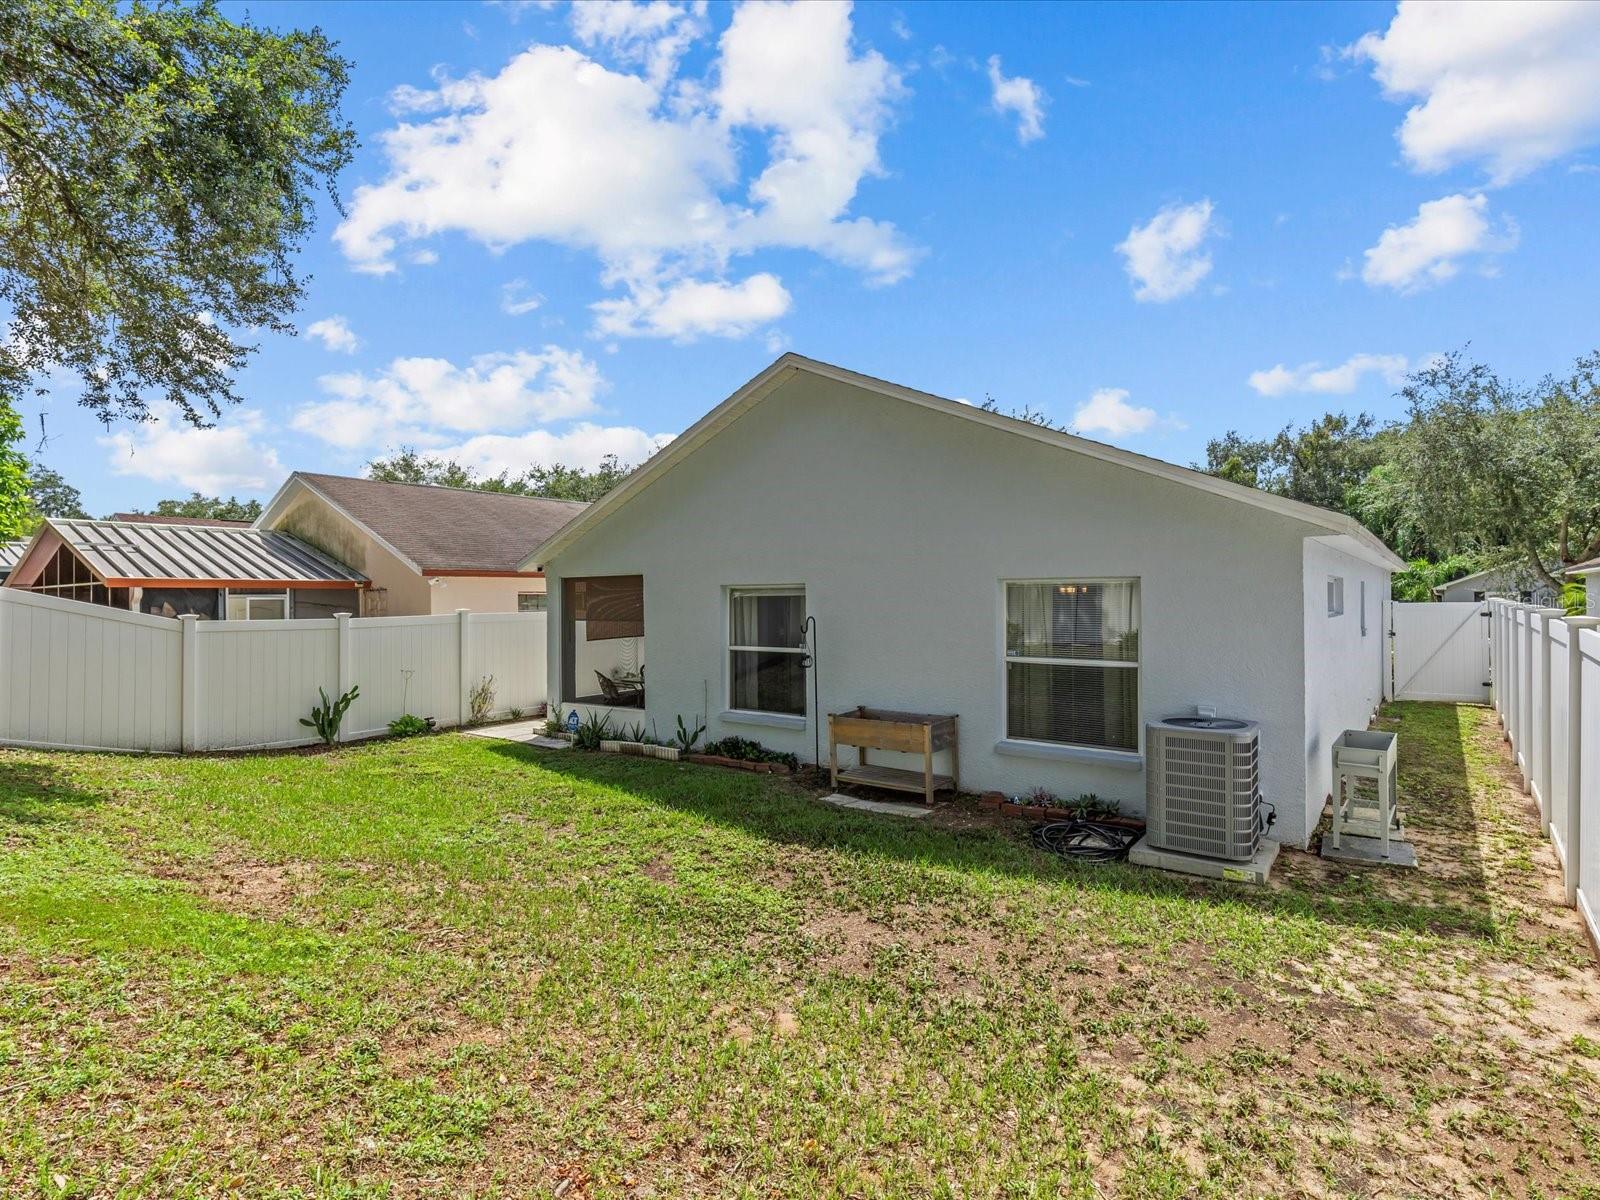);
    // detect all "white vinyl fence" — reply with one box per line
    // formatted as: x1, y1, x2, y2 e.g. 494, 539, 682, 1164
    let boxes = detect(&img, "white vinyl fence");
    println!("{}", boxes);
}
1490, 598, 1600, 957
0, 587, 546, 753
